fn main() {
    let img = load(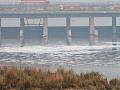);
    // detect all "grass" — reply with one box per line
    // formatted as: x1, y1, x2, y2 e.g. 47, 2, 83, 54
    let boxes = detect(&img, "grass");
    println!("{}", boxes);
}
0, 66, 119, 90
